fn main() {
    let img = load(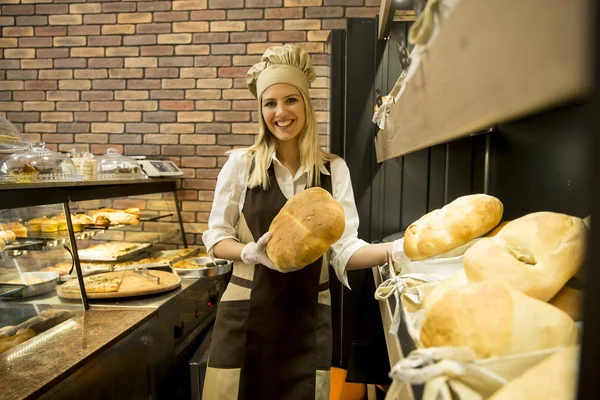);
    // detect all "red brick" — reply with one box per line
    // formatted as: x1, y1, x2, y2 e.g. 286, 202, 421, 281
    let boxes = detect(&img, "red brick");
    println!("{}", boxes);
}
143, 111, 177, 122
218, 134, 255, 146
16, 16, 47, 26
68, 25, 100, 35
150, 90, 185, 100
36, 4, 69, 15
195, 123, 231, 134
192, 32, 228, 43
56, 102, 89, 112
190, 10, 226, 20
37, 48, 70, 58
89, 36, 122, 47
124, 145, 160, 156
58, 122, 90, 133
246, 0, 281, 6
141, 46, 174, 57
3, 5, 34, 15
0, 102, 22, 112
158, 56, 194, 67
25, 123, 57, 133
108, 111, 142, 122
195, 100, 231, 110
54, 58, 87, 69
47, 91, 79, 101
7, 70, 37, 80
232, 55, 261, 66
154, 11, 189, 22
86, 14, 117, 25
194, 55, 230, 67
91, 144, 123, 154
230, 32, 267, 43
265, 7, 303, 19
92, 80, 126, 90
138, 2, 171, 12
324, 0, 361, 4
75, 133, 108, 143
227, 9, 263, 20
14, 91, 44, 101
89, 58, 123, 69
306, 6, 343, 17
181, 157, 216, 168
147, 68, 180, 79
128, 80, 162, 90
109, 134, 142, 144
247, 20, 282, 31
160, 100, 194, 111
19, 38, 52, 48
126, 123, 159, 133
196, 145, 230, 156
232, 100, 258, 111
185, 89, 221, 99
24, 80, 57, 90
210, 44, 246, 55
91, 101, 123, 112
137, 23, 172, 34
74, 112, 107, 122
7, 112, 40, 122
215, 111, 249, 122
42, 133, 74, 143
345, 7, 379, 18
35, 26, 67, 37
102, 2, 136, 13
81, 91, 112, 101
322, 19, 347, 30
